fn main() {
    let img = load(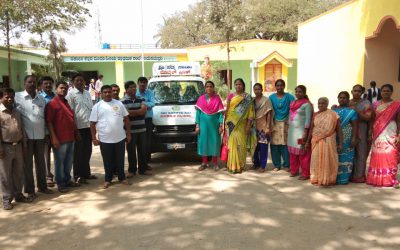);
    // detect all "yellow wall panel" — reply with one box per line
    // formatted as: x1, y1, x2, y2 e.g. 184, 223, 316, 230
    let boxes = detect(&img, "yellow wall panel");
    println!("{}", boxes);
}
187, 39, 297, 62
115, 61, 124, 97
298, 0, 400, 104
